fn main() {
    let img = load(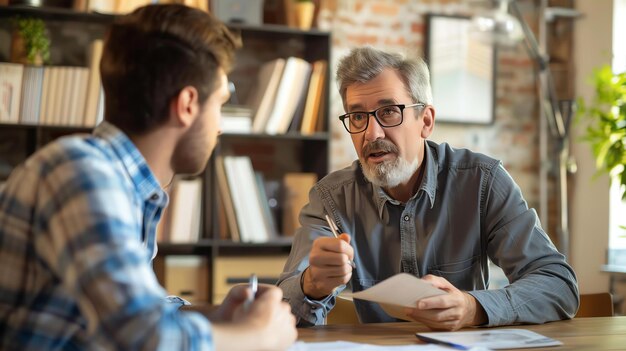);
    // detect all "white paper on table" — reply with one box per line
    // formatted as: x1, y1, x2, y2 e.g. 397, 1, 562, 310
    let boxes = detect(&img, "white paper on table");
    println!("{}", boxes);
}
346, 273, 446, 321
288, 340, 490, 351
416, 329, 563, 349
